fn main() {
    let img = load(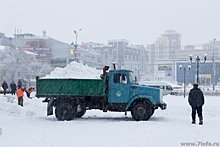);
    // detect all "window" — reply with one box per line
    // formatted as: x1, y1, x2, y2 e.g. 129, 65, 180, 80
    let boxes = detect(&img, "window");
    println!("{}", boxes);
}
121, 73, 127, 84
114, 73, 121, 83
113, 73, 127, 84
166, 85, 173, 90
